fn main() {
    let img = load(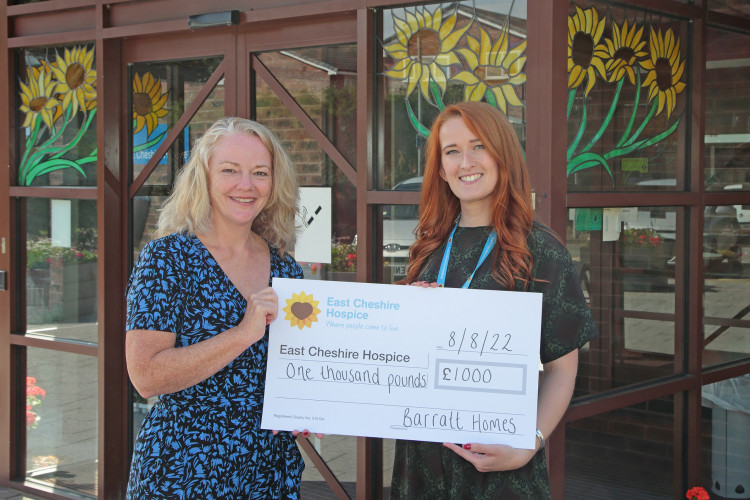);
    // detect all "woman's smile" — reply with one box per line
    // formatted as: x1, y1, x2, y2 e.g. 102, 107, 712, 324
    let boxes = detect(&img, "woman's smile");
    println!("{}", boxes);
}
459, 173, 483, 183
